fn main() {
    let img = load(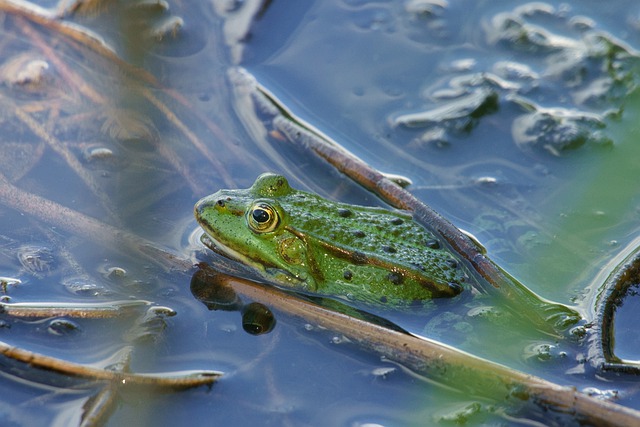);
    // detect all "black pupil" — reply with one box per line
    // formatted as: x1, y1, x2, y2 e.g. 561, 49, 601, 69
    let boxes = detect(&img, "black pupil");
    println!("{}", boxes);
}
252, 208, 270, 223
